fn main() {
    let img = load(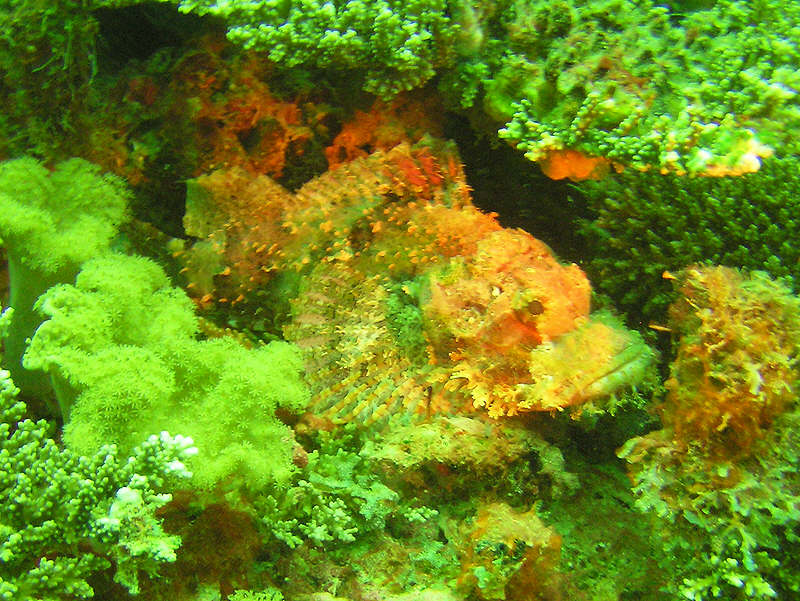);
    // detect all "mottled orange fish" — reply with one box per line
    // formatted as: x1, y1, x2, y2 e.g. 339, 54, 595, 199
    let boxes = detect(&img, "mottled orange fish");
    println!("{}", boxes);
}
181, 139, 655, 425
